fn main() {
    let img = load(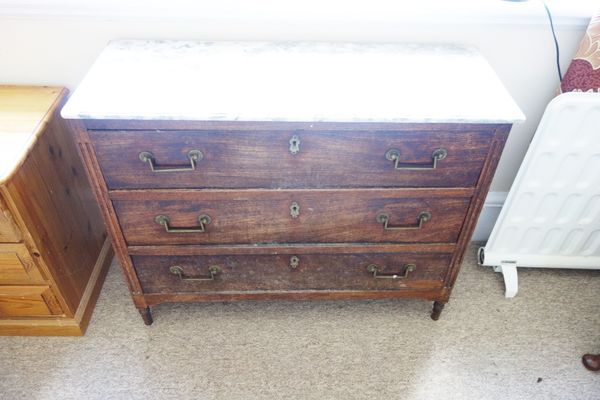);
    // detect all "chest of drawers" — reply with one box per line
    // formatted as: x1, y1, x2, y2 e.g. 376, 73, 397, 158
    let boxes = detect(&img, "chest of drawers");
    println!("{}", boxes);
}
63, 41, 524, 325
0, 86, 112, 335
